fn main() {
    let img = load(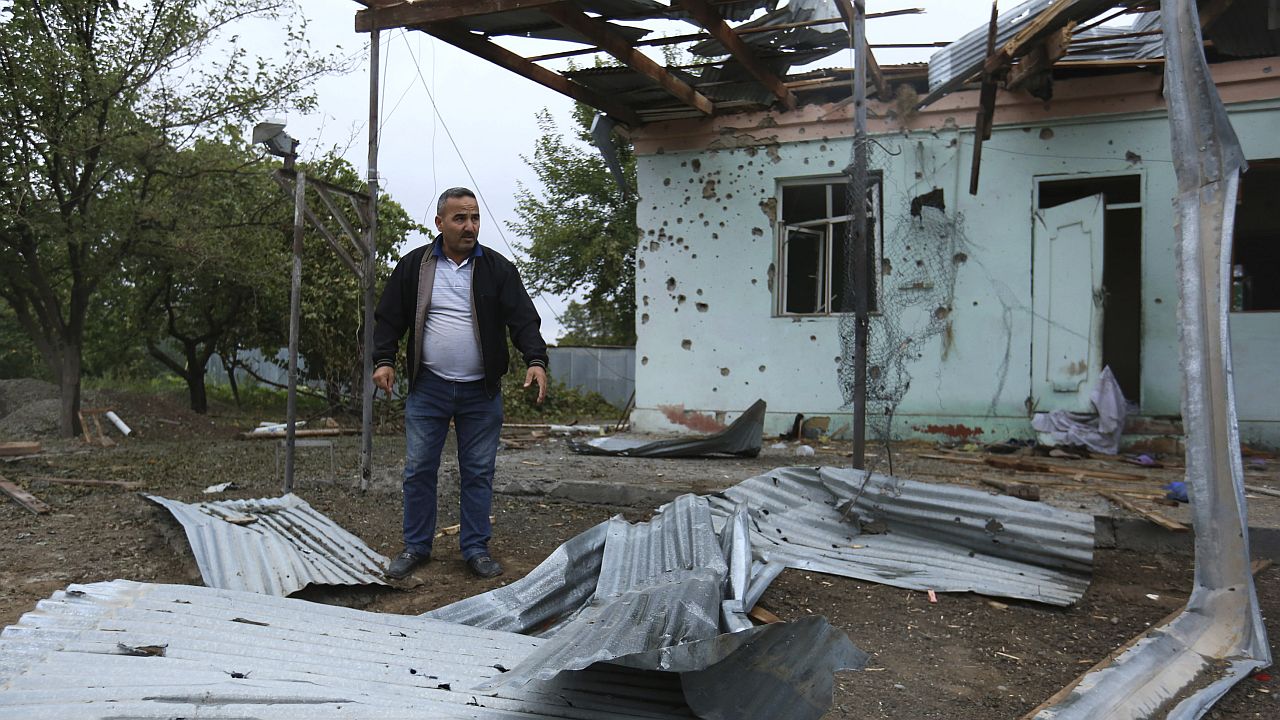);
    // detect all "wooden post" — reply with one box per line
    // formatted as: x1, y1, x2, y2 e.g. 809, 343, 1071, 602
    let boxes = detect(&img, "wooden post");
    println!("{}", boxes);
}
850, 0, 869, 469
285, 171, 305, 495
360, 27, 381, 493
